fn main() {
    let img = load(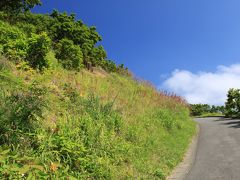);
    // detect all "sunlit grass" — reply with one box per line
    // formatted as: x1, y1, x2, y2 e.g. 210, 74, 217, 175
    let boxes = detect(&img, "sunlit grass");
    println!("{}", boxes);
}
0, 57, 196, 179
